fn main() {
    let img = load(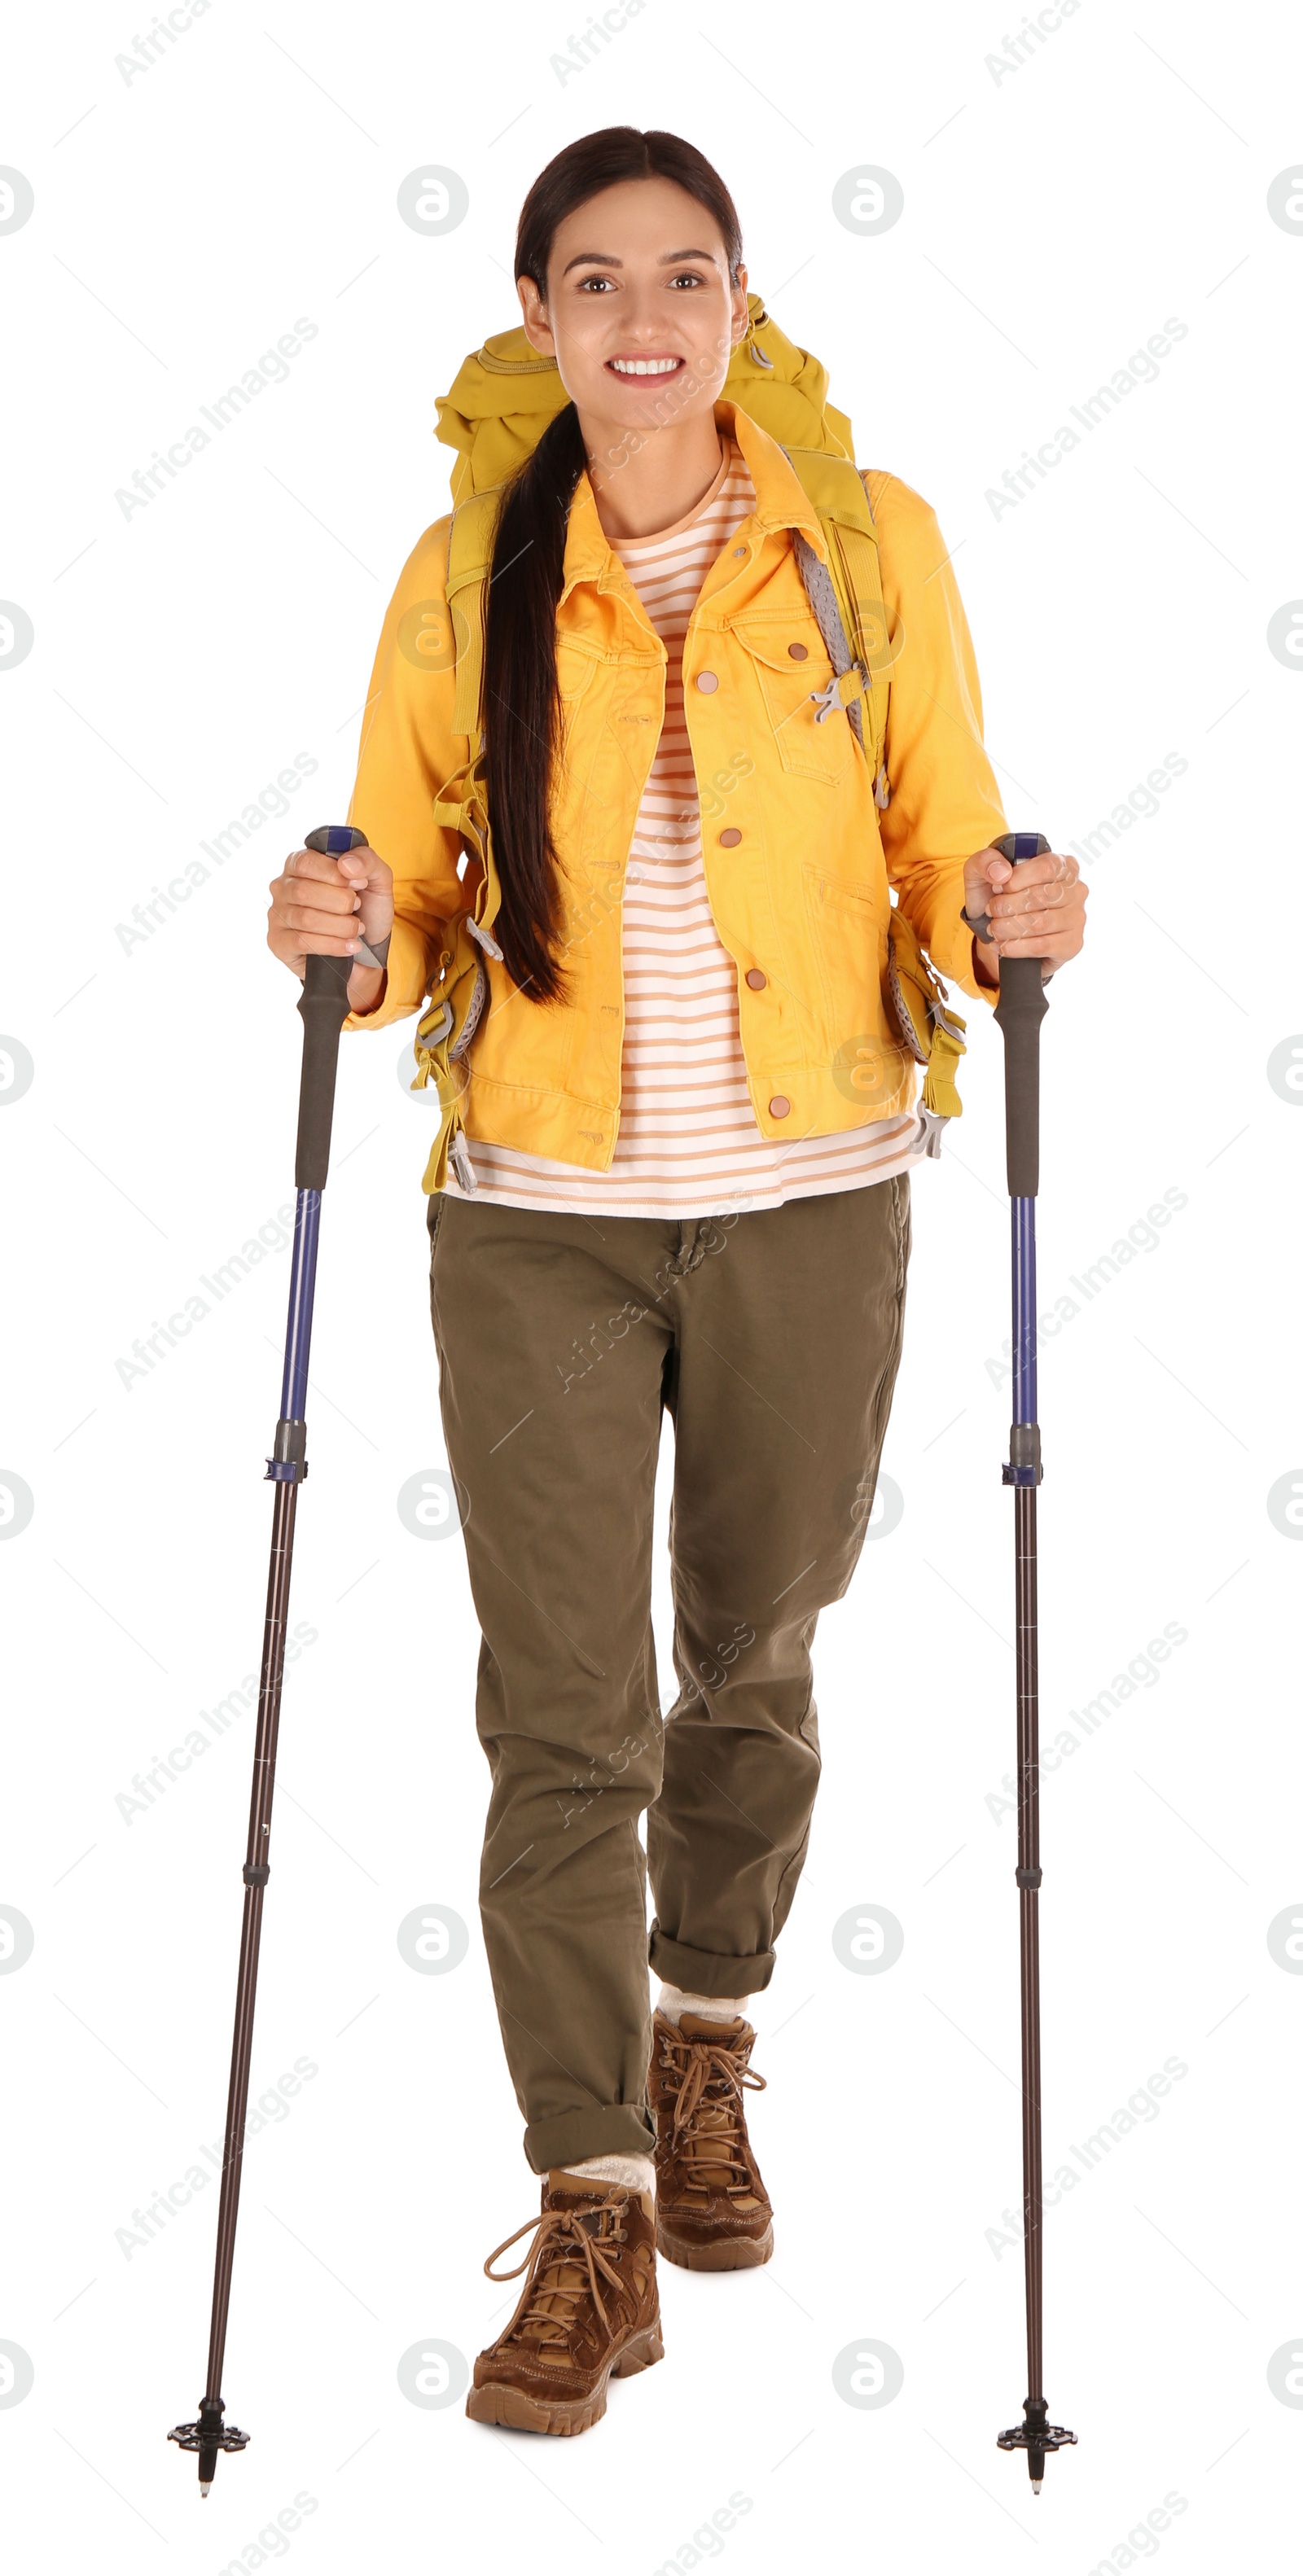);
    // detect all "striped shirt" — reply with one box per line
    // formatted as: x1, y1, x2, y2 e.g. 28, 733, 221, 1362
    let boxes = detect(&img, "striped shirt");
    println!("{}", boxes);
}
448, 442, 926, 1217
